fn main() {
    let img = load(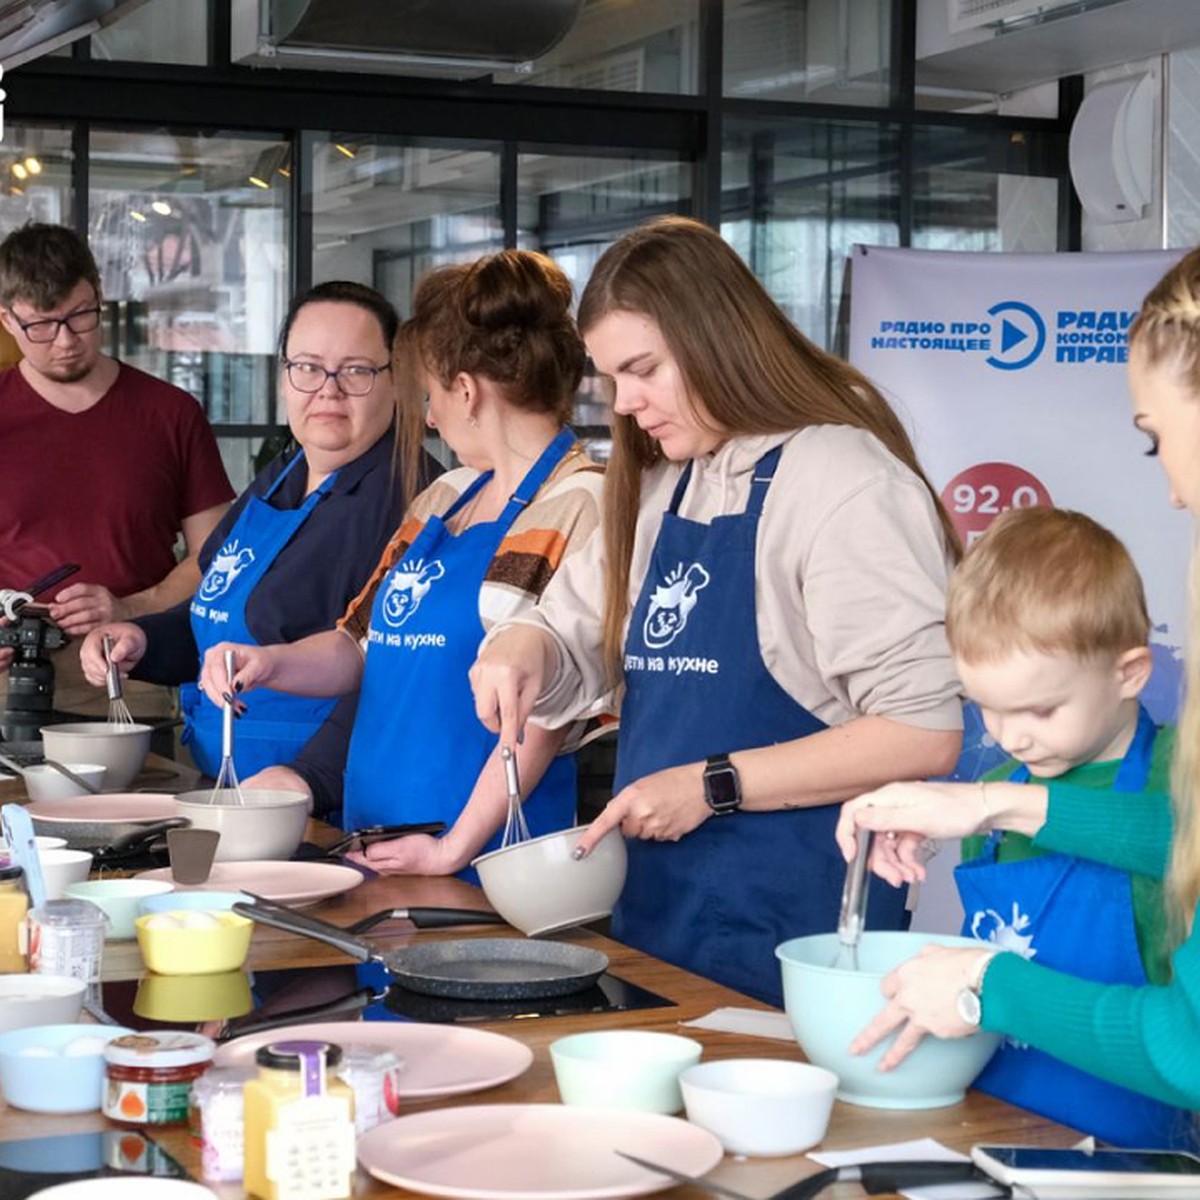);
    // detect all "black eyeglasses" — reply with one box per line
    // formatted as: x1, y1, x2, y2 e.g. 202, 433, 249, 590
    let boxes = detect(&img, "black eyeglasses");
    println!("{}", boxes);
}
283, 359, 392, 396
8, 302, 103, 343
